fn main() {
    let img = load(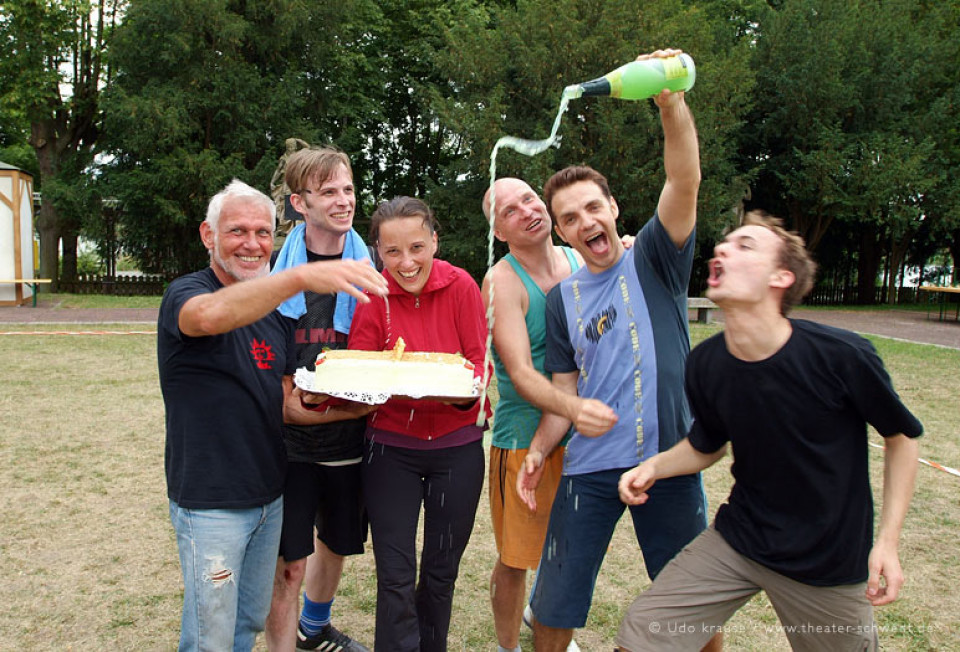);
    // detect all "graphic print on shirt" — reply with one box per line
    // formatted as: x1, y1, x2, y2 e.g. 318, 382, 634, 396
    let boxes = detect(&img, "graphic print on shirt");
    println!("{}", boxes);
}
585, 304, 618, 343
250, 338, 277, 369
295, 327, 348, 346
